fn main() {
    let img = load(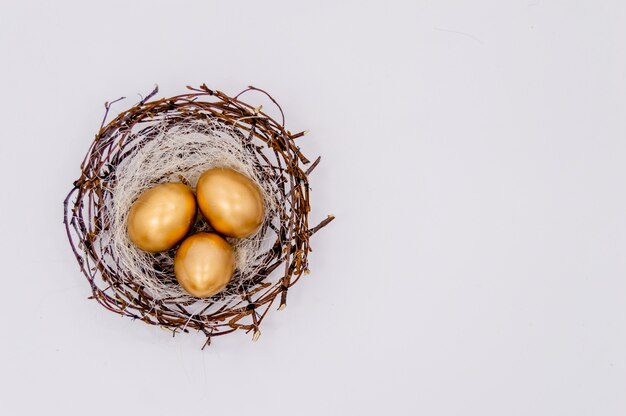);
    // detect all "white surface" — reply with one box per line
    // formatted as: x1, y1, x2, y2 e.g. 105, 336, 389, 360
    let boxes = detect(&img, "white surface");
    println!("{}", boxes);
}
1, 1, 625, 415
